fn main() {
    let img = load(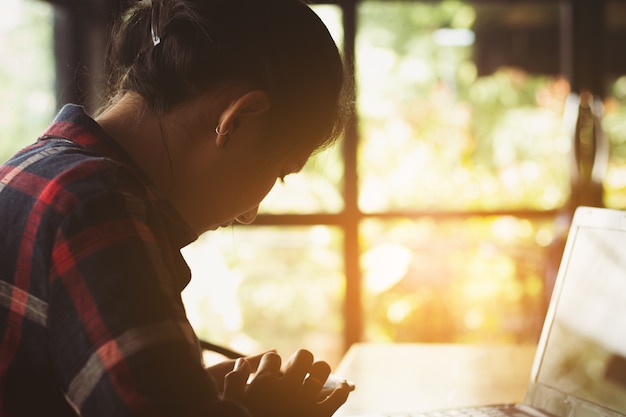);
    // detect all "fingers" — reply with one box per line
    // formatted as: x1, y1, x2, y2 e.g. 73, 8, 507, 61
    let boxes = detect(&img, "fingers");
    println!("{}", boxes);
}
253, 351, 282, 380
224, 358, 251, 401
283, 349, 314, 386
206, 349, 277, 395
245, 349, 277, 373
316, 381, 352, 415
242, 350, 354, 417
303, 360, 331, 400
205, 360, 238, 393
